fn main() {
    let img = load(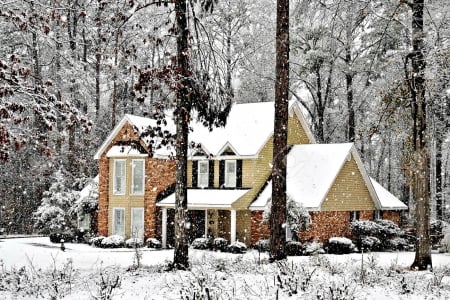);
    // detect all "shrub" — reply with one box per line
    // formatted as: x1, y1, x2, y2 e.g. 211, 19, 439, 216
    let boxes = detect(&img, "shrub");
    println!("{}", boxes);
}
431, 220, 449, 247
376, 220, 405, 239
125, 238, 143, 248
49, 232, 75, 243
285, 240, 304, 256
90, 236, 105, 247
146, 238, 162, 249
350, 220, 382, 237
360, 236, 381, 252
327, 237, 356, 254
228, 241, 247, 253
303, 241, 325, 256
191, 238, 209, 249
385, 237, 409, 251
255, 239, 270, 252
212, 238, 228, 252
101, 235, 125, 248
